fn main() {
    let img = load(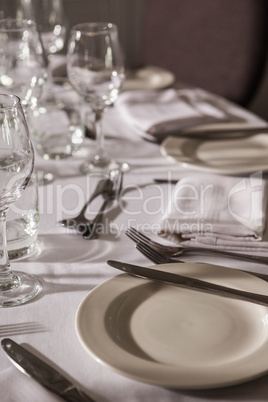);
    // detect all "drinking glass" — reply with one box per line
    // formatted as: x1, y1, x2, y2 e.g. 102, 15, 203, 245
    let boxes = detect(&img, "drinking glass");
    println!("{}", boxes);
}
0, 0, 67, 56
29, 0, 67, 56
26, 0, 68, 97
0, 18, 54, 184
0, 93, 42, 307
0, 18, 47, 110
0, 0, 67, 100
67, 22, 125, 174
